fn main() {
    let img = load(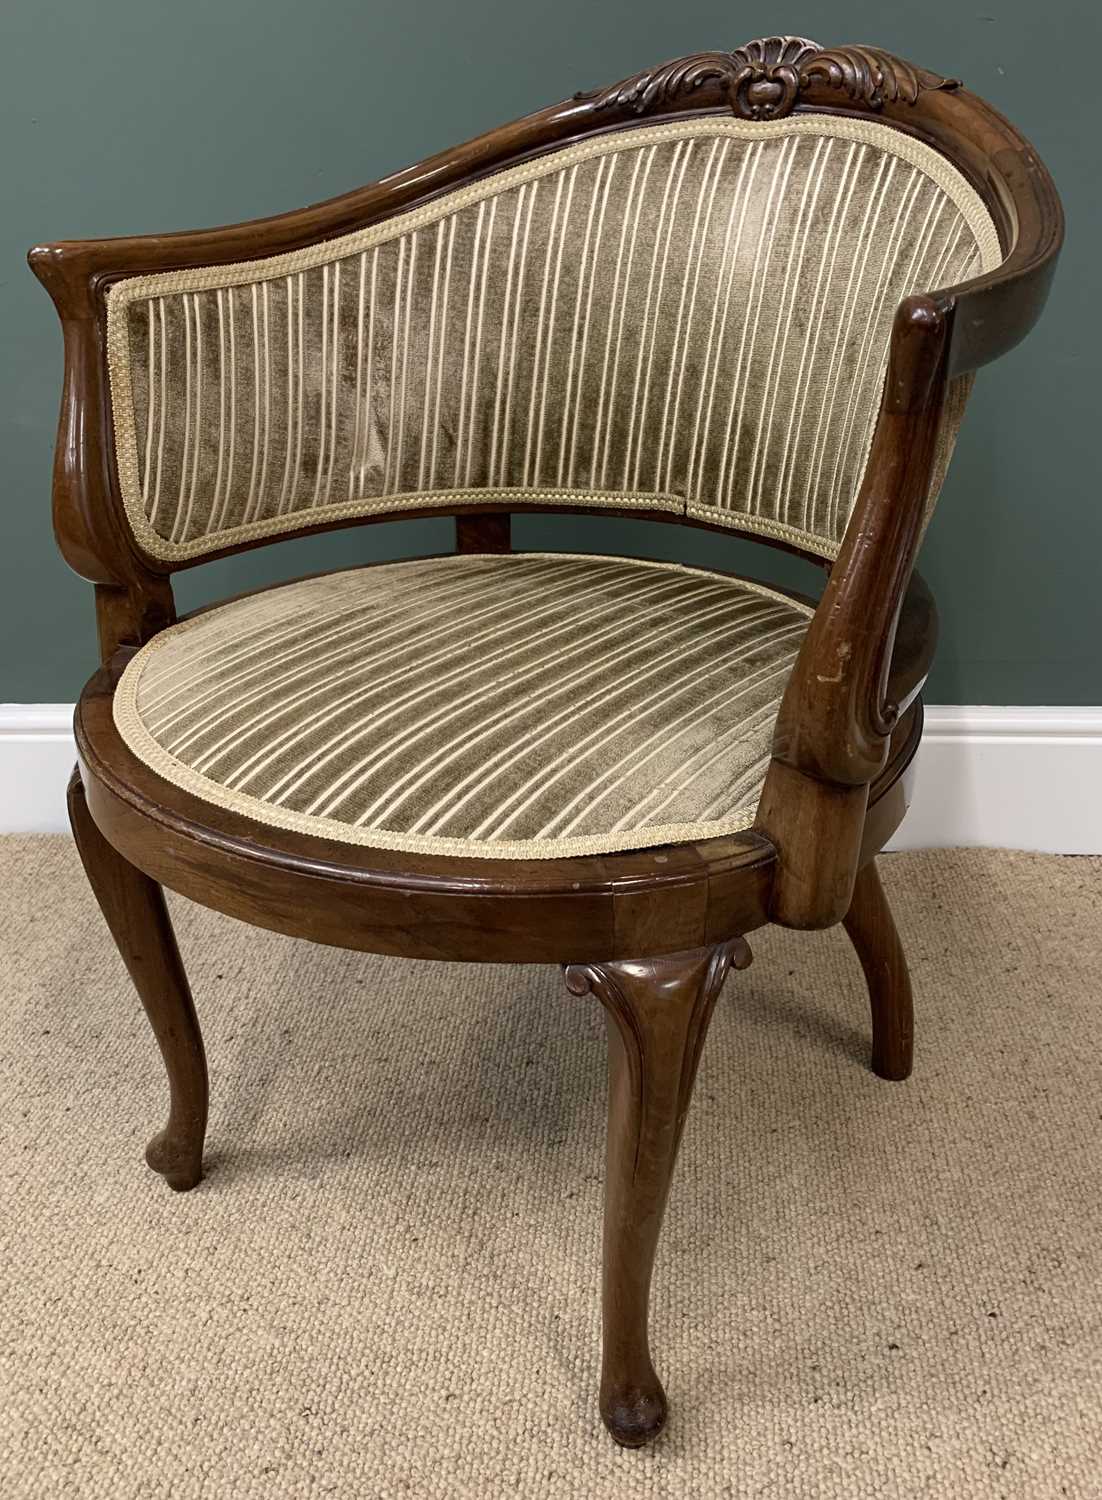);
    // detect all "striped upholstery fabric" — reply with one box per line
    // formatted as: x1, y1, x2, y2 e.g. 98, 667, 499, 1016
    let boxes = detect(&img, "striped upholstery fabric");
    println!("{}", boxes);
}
106, 116, 1001, 564
112, 554, 814, 859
